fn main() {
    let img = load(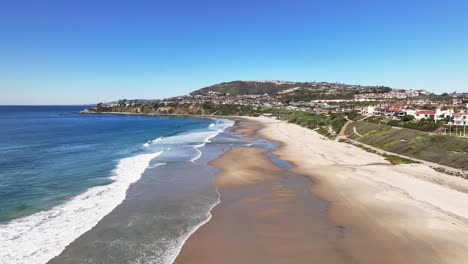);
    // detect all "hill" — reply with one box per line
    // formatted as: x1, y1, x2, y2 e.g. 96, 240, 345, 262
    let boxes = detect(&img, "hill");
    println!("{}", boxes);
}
190, 81, 299, 95
190, 80, 393, 100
